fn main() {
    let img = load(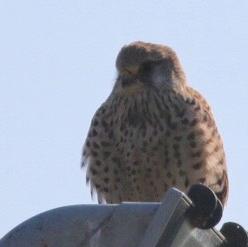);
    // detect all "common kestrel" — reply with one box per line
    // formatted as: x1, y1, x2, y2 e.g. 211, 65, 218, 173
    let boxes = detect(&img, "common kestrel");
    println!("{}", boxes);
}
82, 41, 228, 205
